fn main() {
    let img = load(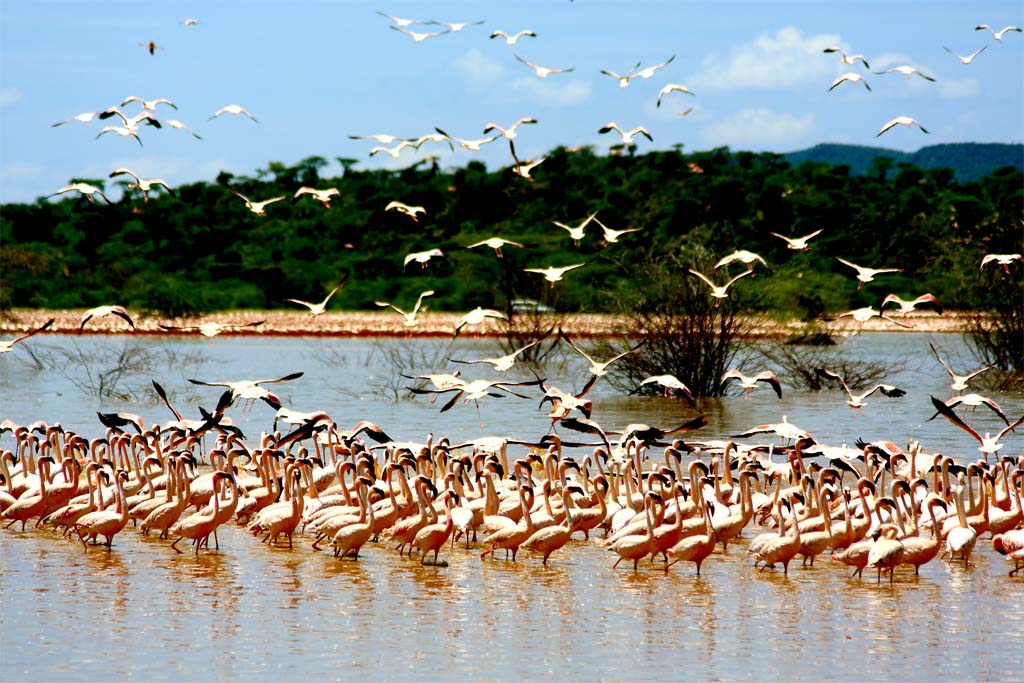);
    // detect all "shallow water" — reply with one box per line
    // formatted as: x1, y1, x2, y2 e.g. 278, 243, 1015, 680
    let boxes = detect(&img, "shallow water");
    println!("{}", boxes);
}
1, 333, 1021, 682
